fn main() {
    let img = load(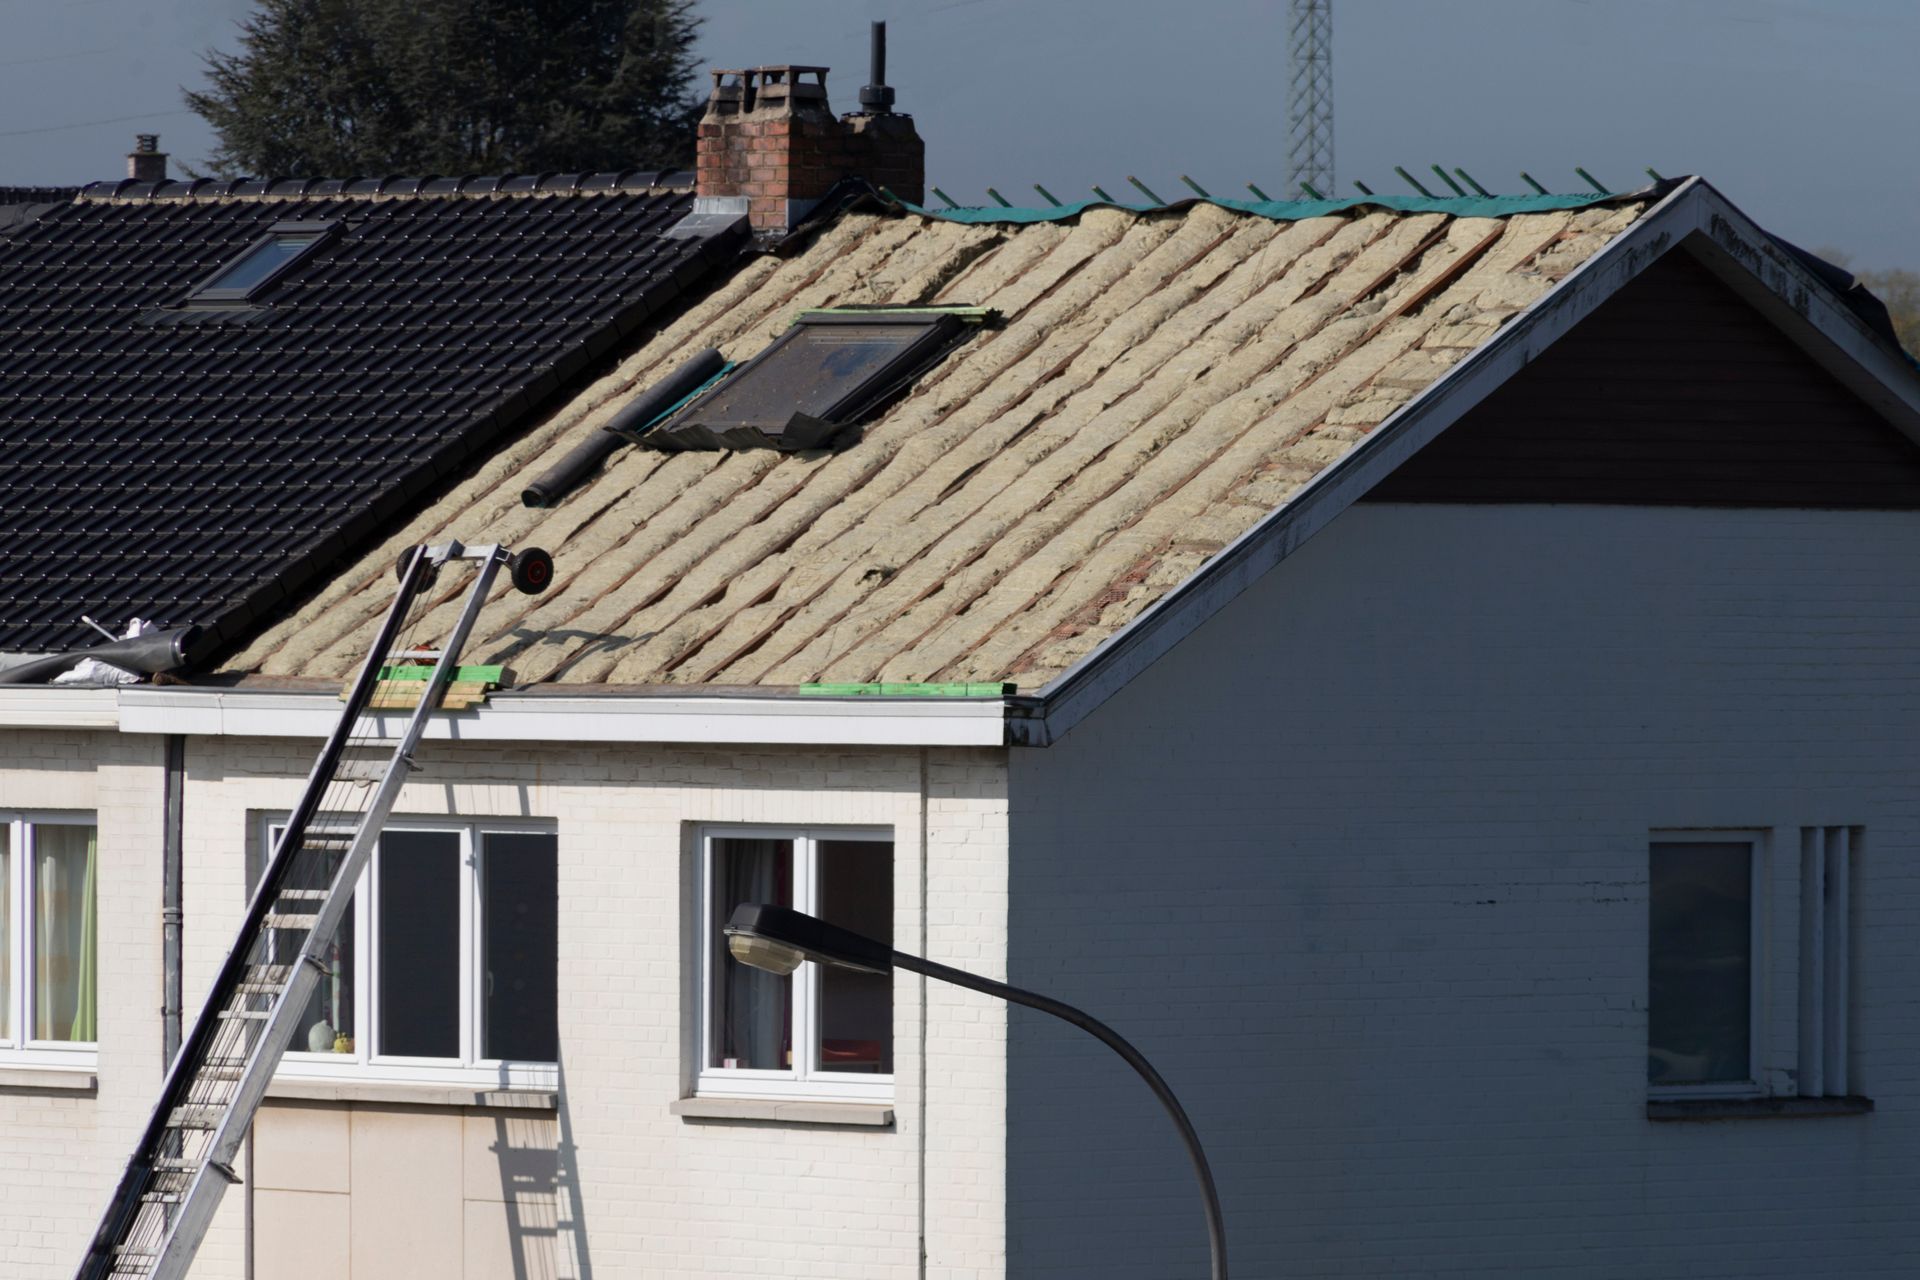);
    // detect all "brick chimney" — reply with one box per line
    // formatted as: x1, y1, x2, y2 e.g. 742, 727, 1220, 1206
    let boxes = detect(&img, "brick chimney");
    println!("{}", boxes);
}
696, 24, 924, 234
127, 134, 167, 183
